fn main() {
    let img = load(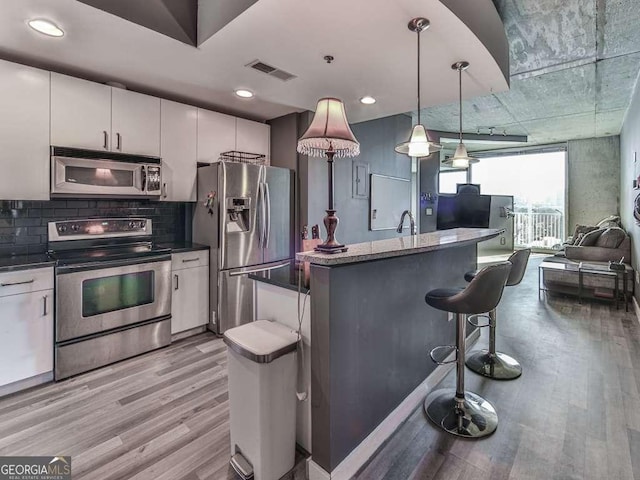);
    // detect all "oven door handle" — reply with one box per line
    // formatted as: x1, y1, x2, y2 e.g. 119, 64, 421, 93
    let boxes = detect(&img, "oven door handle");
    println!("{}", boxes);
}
56, 254, 172, 274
